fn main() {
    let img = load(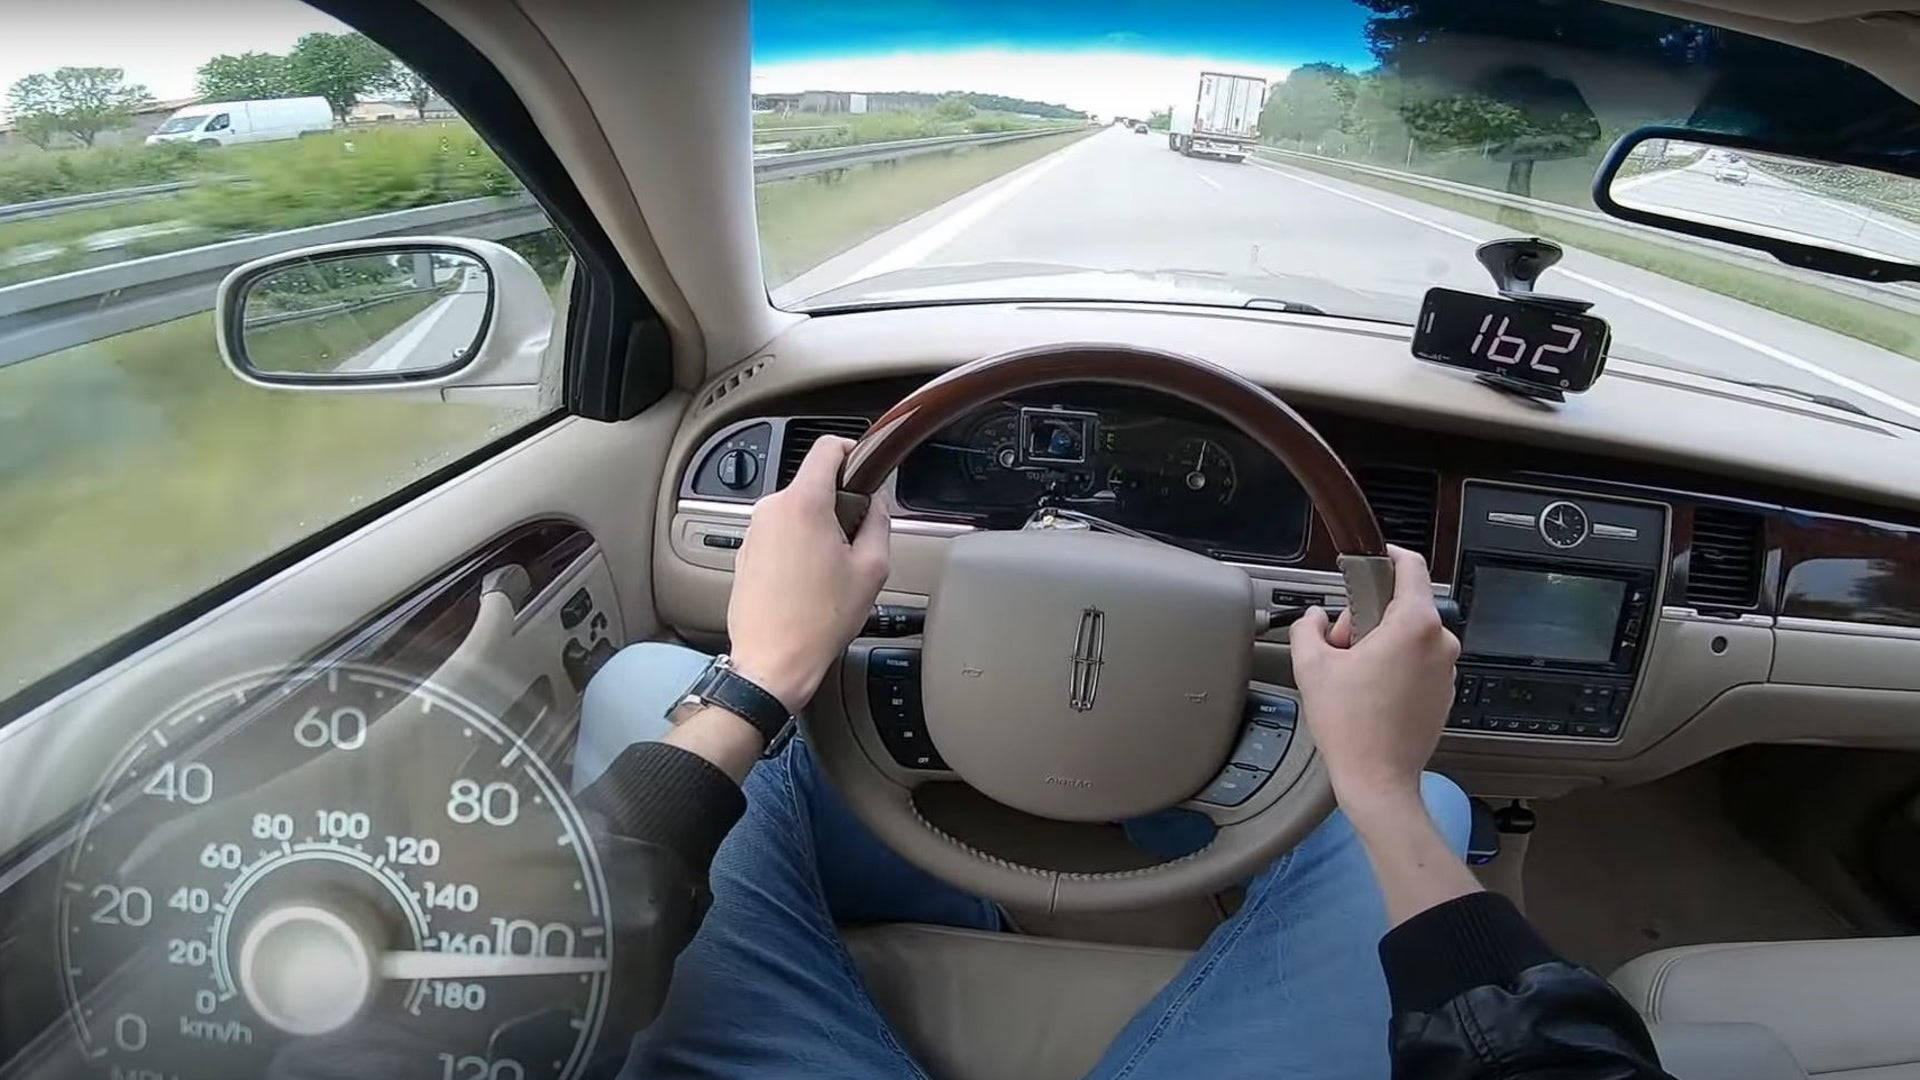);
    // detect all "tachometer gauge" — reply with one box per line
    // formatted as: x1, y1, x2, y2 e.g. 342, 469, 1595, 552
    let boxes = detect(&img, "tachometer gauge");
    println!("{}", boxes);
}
58, 664, 611, 1080
1172, 437, 1238, 507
